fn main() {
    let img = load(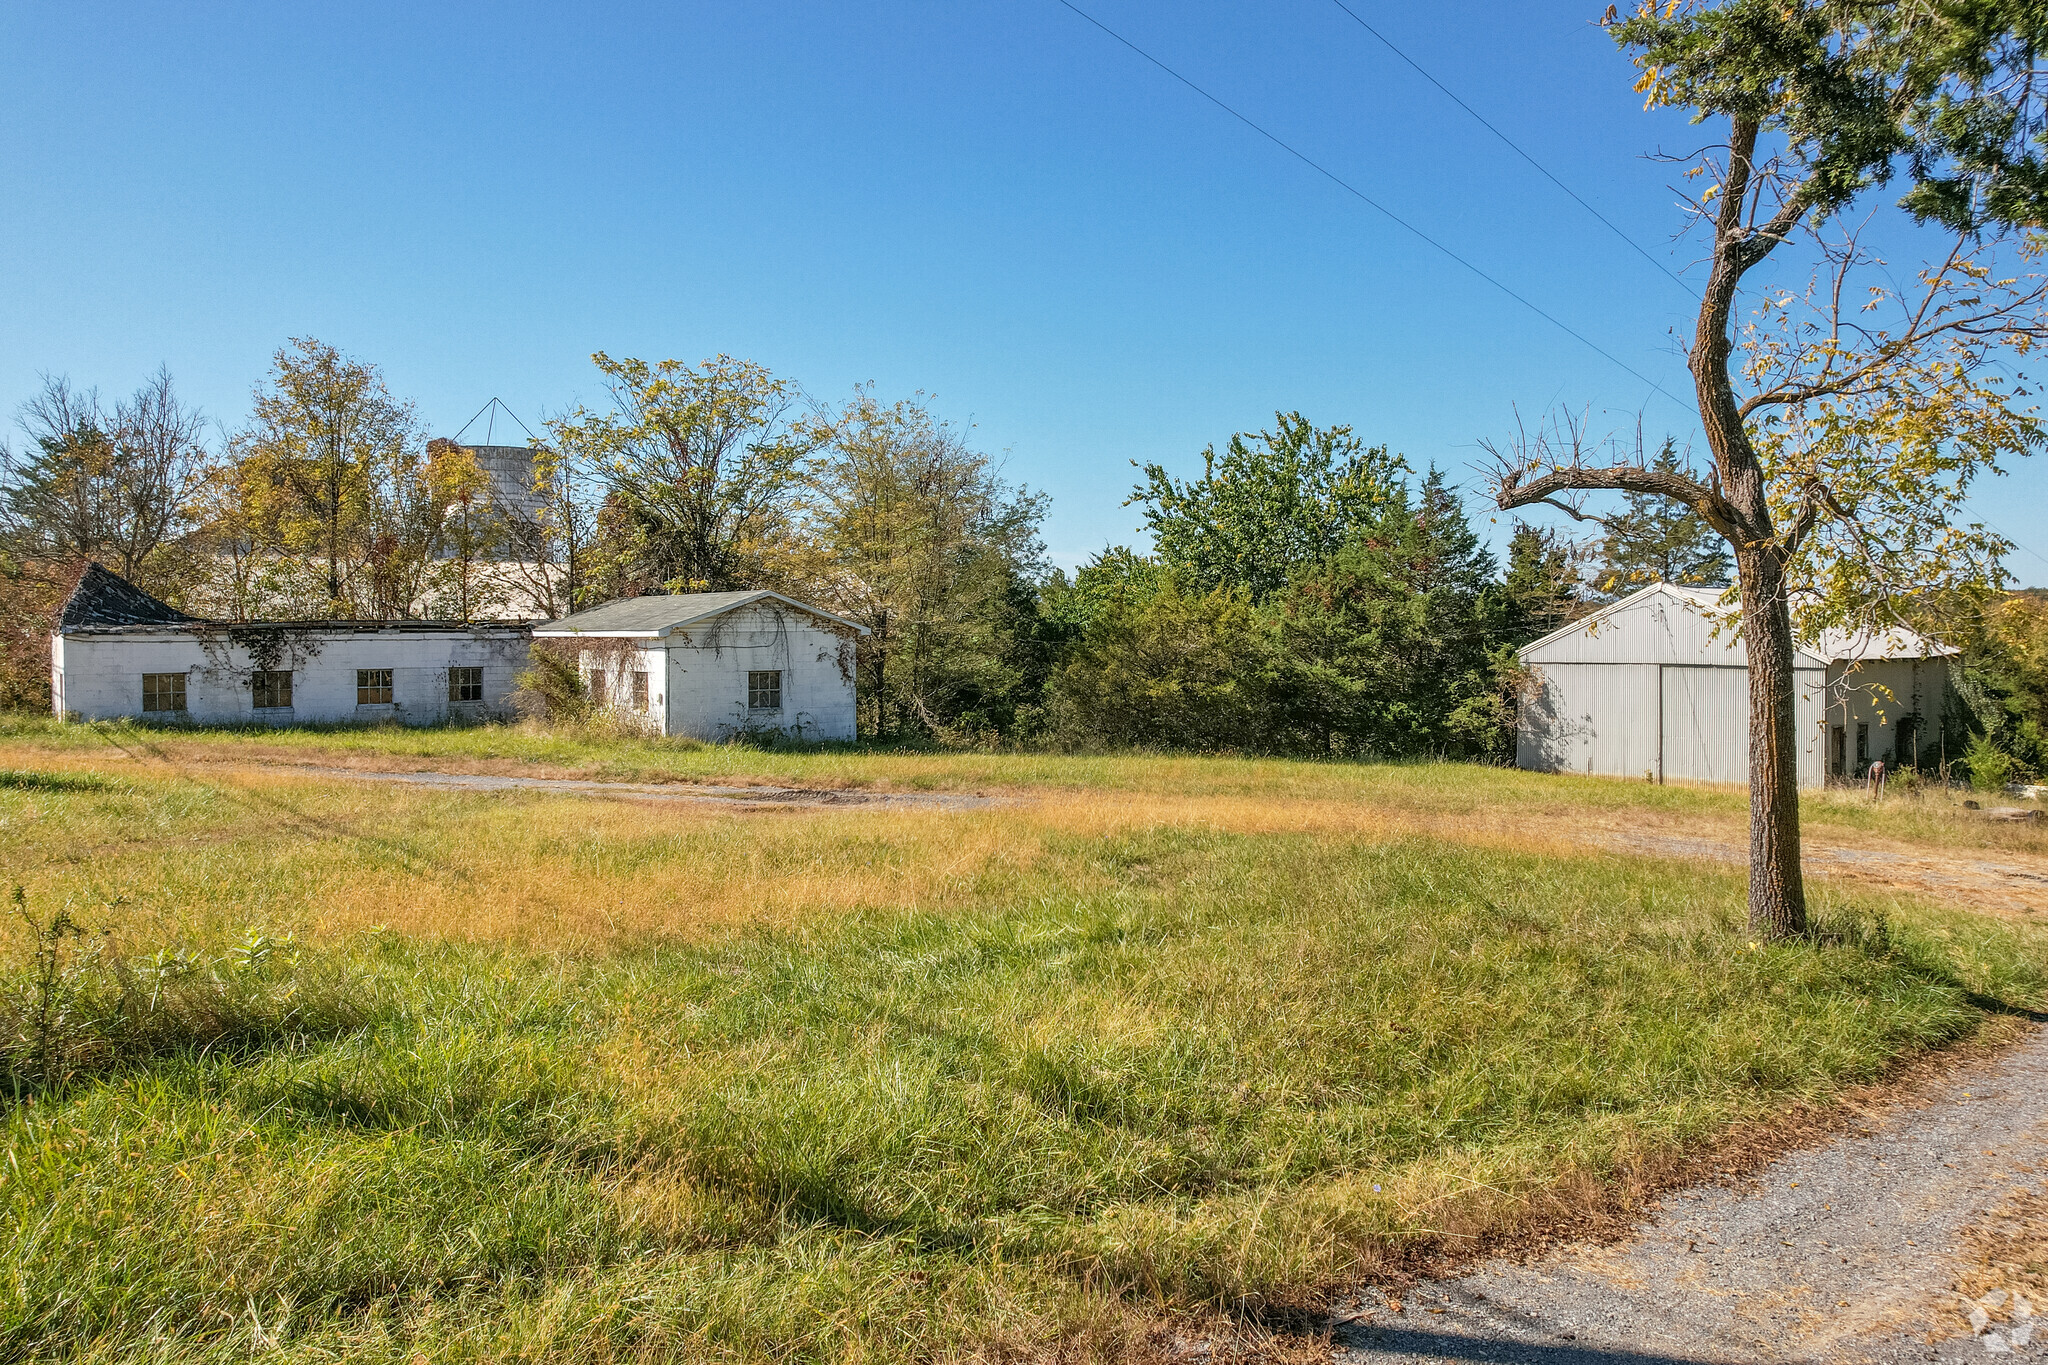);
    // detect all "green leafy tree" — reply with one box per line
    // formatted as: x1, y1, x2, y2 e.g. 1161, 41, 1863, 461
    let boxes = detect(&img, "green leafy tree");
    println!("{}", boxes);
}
1490, 2, 2048, 938
235, 339, 426, 616
1953, 590, 2048, 782
1132, 412, 1404, 601
1588, 439, 1732, 598
1049, 572, 1273, 751
1037, 547, 1166, 640
547, 354, 817, 595
803, 388, 1049, 739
